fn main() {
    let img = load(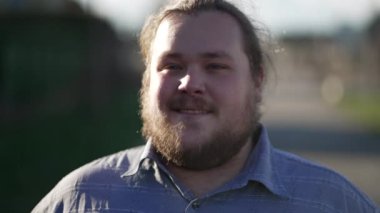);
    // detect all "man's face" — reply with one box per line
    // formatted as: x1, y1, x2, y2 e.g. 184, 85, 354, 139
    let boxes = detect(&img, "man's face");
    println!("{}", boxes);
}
141, 11, 262, 170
